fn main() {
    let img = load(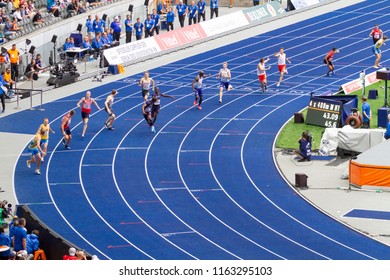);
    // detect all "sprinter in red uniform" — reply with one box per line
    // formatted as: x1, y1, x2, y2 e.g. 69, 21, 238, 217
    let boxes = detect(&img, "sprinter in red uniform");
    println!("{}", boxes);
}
324, 47, 338, 76
61, 110, 75, 150
369, 25, 383, 44
77, 91, 101, 138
